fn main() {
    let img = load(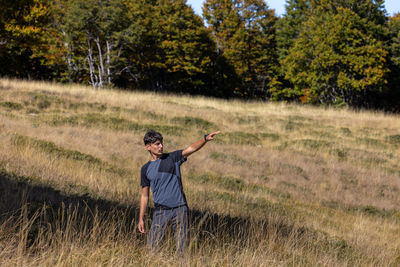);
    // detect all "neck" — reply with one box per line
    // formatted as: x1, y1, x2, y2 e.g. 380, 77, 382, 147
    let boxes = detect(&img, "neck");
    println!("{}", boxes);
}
150, 153, 162, 161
